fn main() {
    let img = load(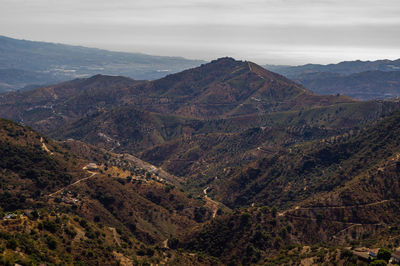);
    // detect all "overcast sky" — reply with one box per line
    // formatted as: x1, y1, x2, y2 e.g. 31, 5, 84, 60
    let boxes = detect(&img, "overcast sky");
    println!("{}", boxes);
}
0, 0, 399, 65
